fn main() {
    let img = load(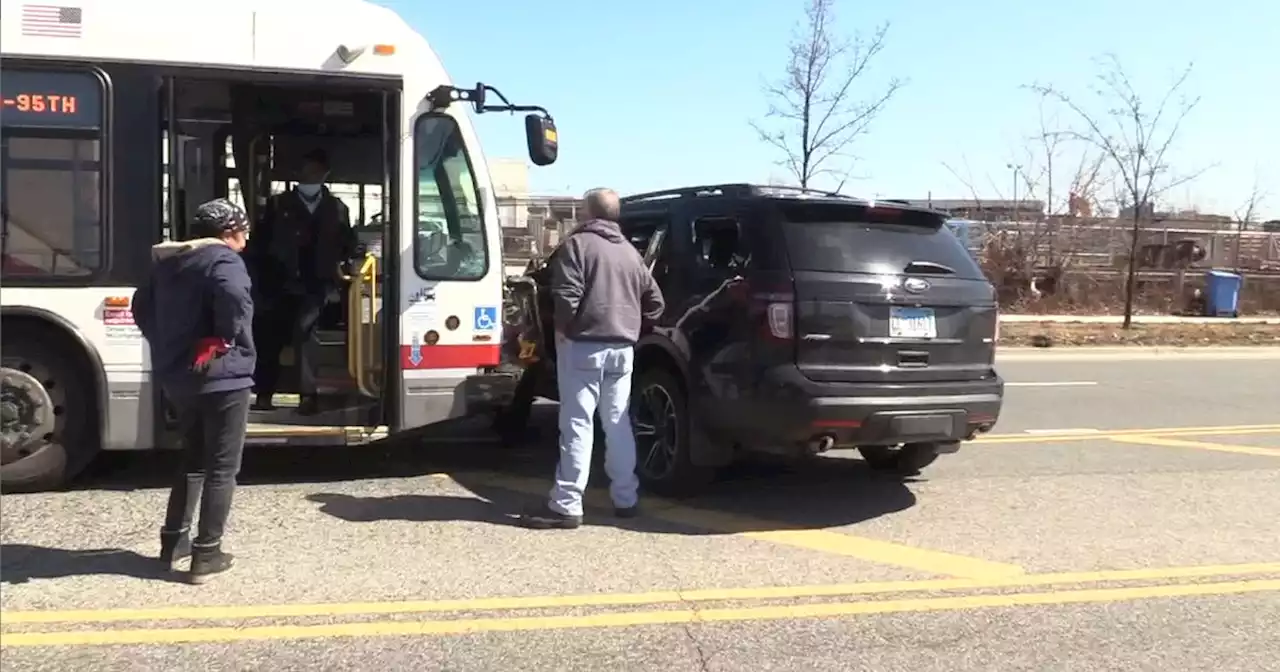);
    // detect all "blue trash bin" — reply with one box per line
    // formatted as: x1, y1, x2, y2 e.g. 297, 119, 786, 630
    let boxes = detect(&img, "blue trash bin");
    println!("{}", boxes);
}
1203, 270, 1242, 317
